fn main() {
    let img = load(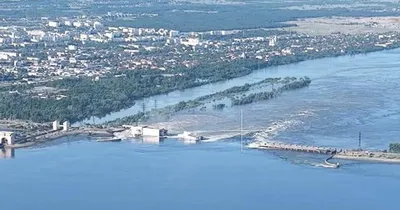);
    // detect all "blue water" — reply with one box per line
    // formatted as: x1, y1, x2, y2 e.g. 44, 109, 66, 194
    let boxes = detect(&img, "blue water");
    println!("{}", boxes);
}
1, 139, 400, 210
3, 49, 400, 209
